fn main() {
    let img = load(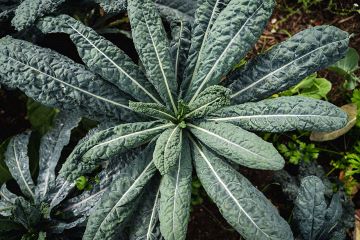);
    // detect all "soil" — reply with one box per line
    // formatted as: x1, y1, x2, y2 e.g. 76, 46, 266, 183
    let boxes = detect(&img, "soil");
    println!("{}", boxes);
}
0, 0, 359, 239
